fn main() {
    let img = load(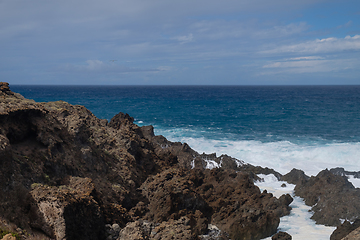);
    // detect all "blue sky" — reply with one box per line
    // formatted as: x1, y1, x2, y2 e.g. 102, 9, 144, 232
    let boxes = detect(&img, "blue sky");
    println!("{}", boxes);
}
1, 0, 359, 85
